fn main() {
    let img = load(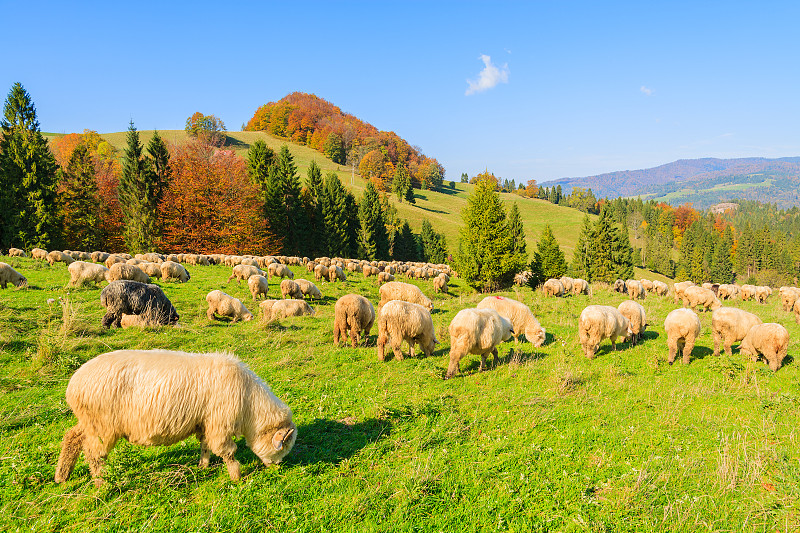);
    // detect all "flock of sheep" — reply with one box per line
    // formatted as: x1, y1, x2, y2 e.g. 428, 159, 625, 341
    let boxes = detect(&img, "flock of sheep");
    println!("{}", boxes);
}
1, 245, 798, 484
